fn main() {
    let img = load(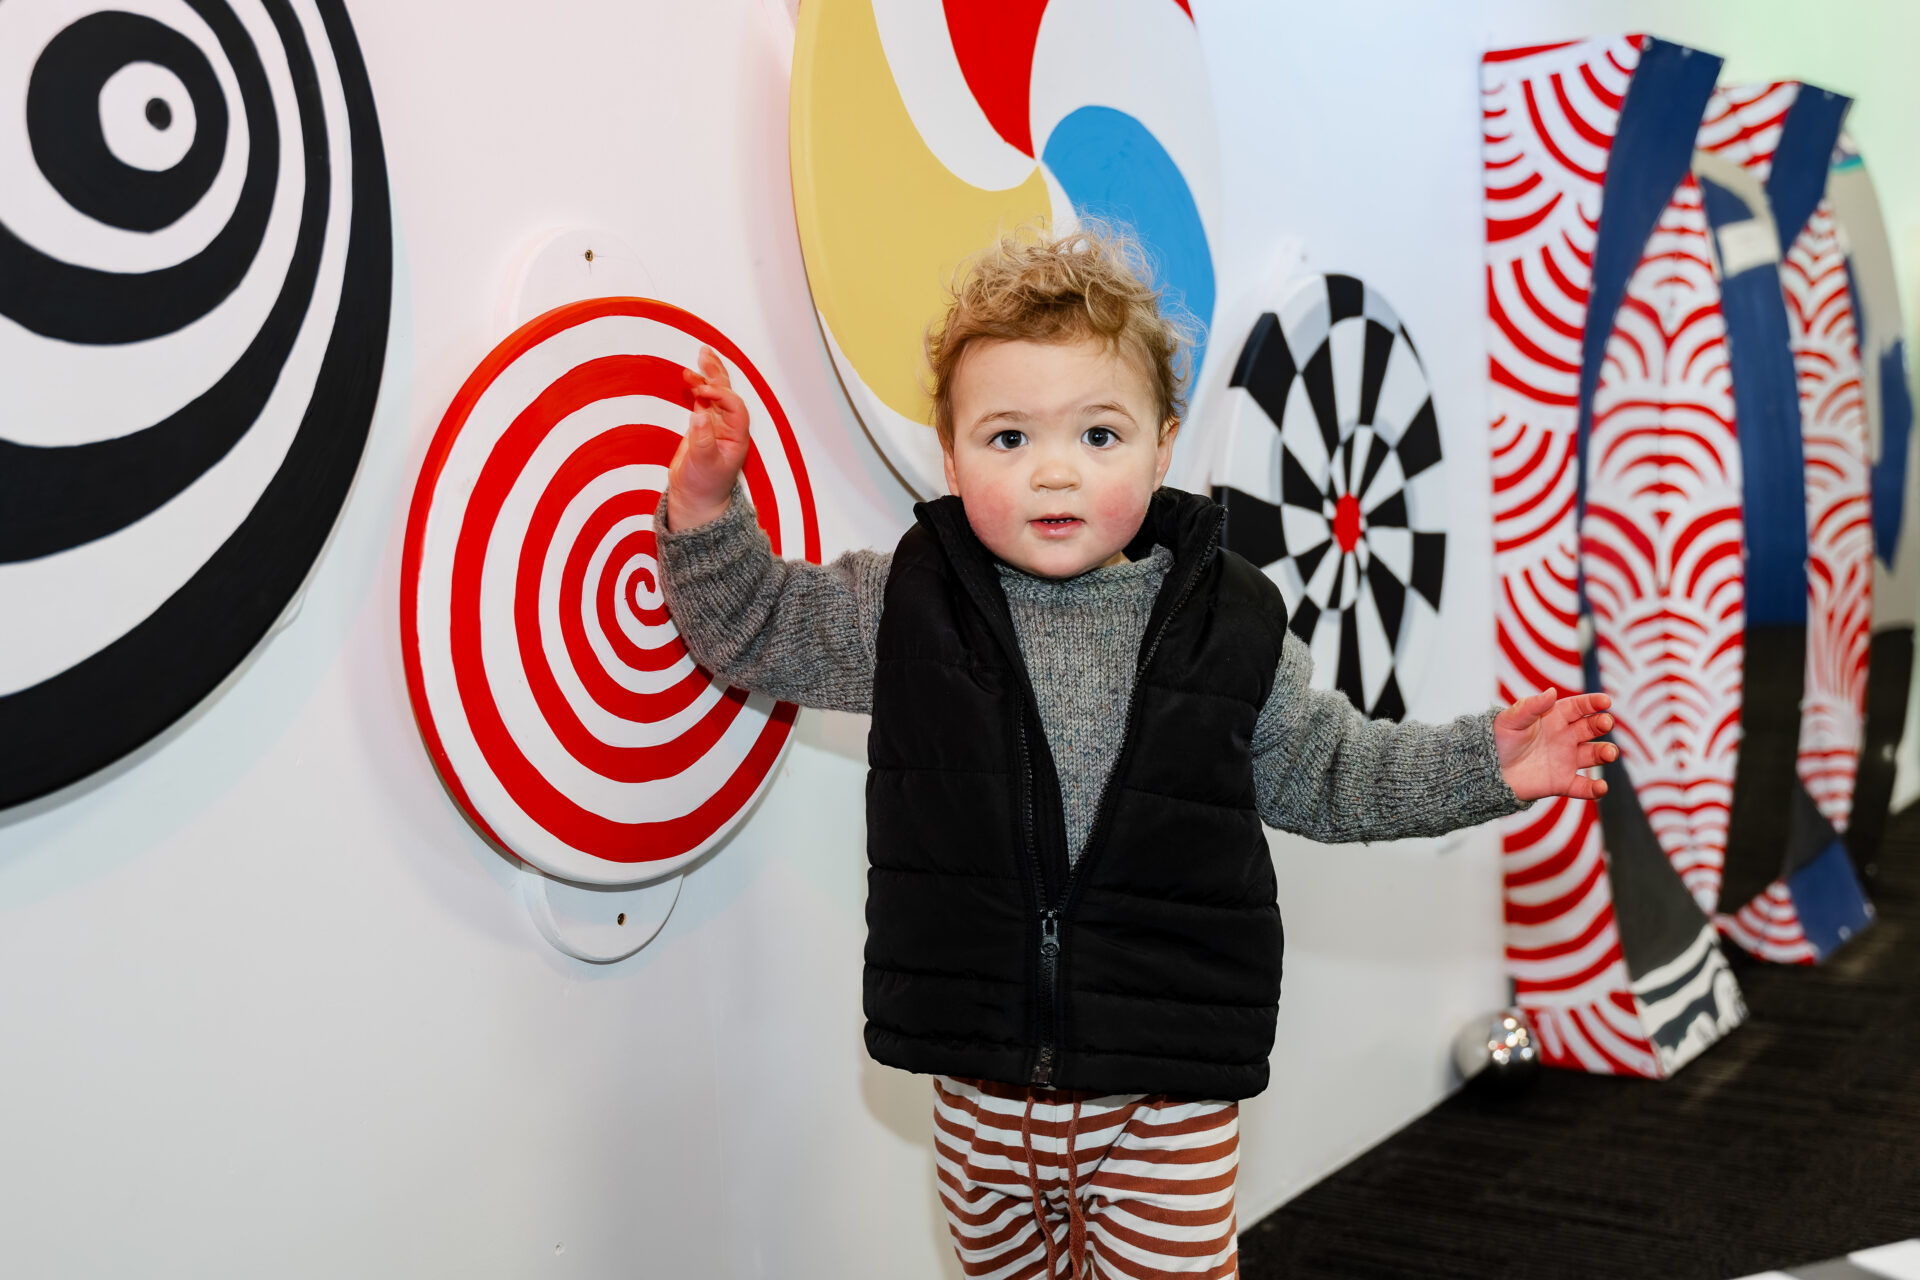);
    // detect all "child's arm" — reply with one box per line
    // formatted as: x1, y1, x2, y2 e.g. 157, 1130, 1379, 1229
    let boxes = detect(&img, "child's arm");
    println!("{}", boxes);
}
1252, 632, 1615, 843
656, 348, 887, 713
